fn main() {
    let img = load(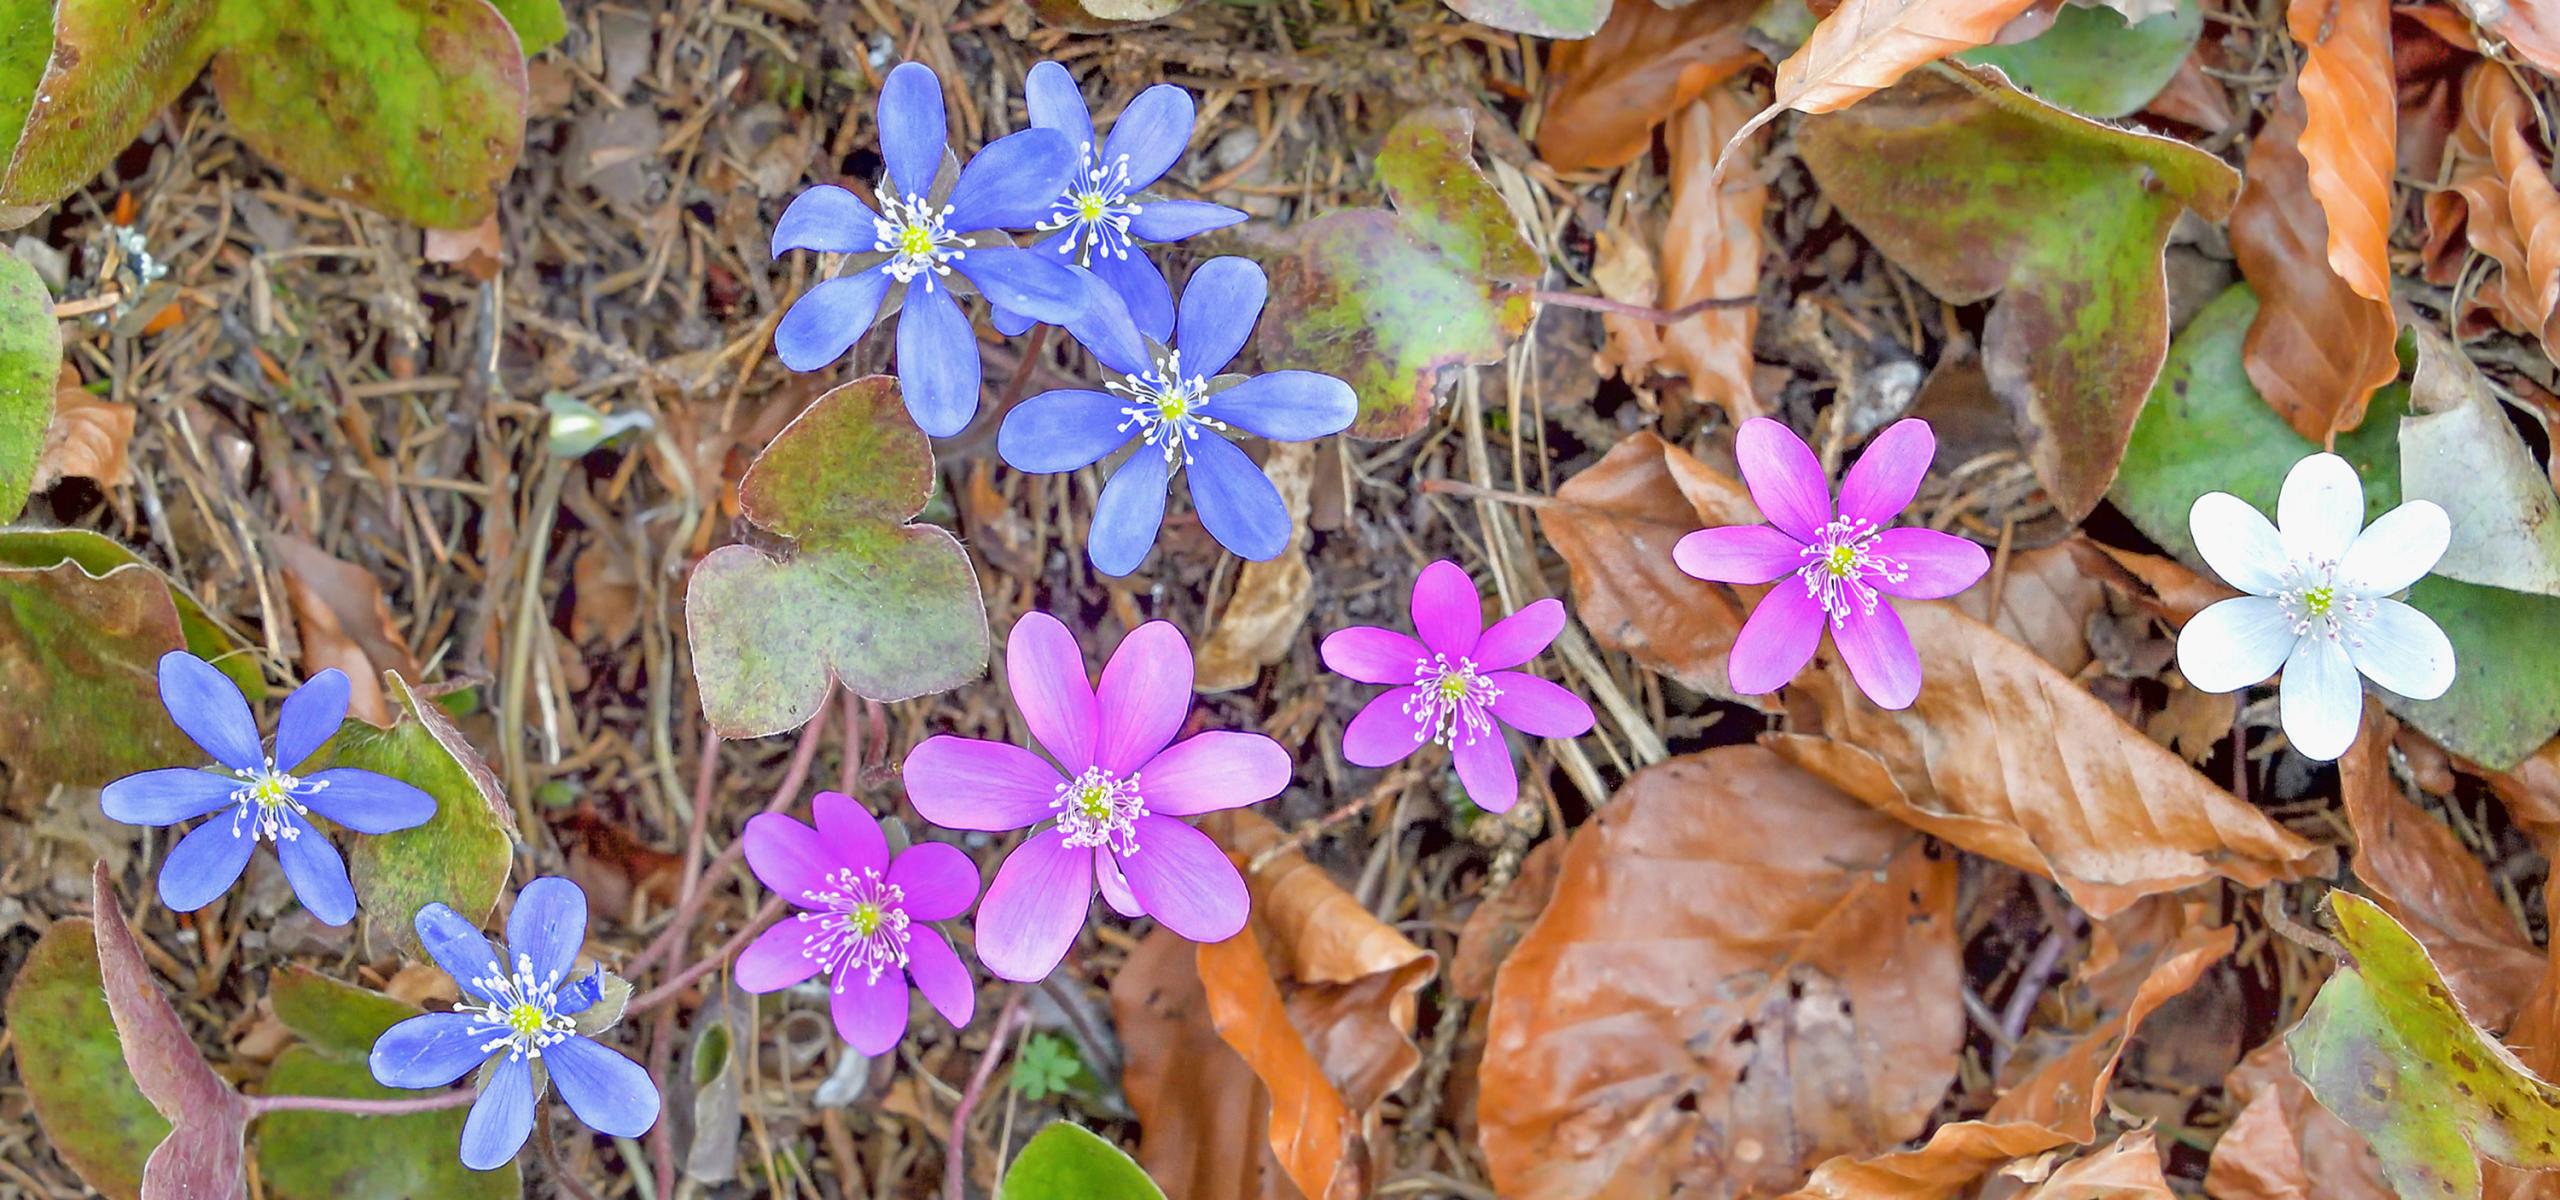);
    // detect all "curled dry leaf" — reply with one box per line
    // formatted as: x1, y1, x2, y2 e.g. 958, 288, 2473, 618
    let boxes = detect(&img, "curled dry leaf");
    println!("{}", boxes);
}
2017, 1132, 2175, 1198
1478, 747, 1964, 1200
1720, 0, 2046, 164
1450, 835, 1566, 1002
1108, 928, 1294, 1200
2204, 1041, 2393, 1199
2401, 325, 2560, 598
92, 862, 252, 1200
32, 363, 134, 493
272, 535, 419, 727
2231, 83, 2399, 441
2424, 62, 2560, 353
1535, 0, 1762, 170
1197, 442, 1316, 694
1657, 85, 1767, 422
2286, 0, 2395, 302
